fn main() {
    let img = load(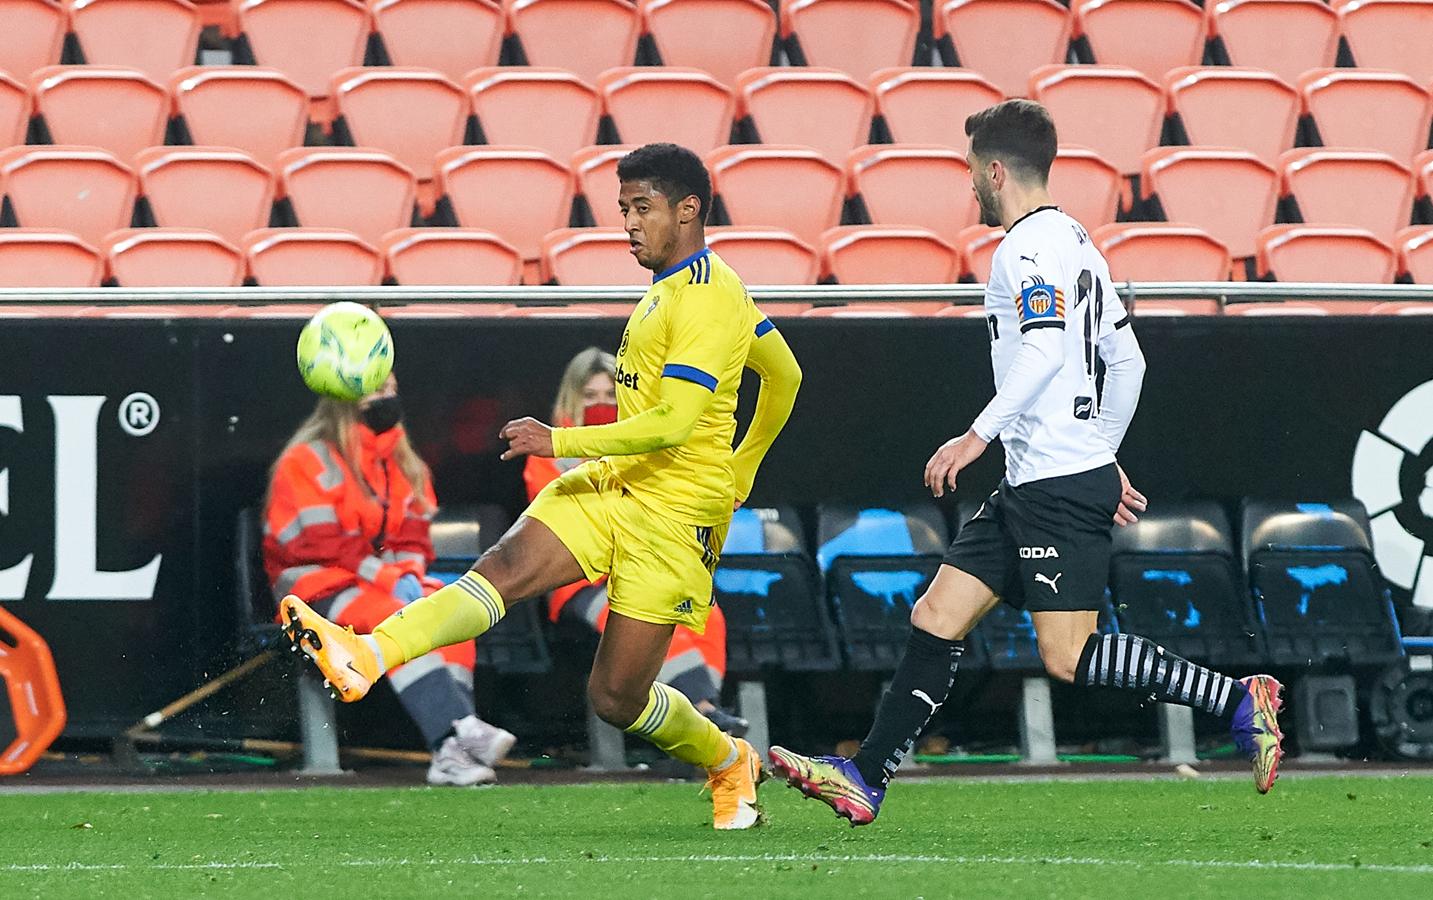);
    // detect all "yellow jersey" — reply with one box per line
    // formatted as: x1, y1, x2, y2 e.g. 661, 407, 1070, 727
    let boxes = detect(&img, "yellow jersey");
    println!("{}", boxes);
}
601, 247, 762, 525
